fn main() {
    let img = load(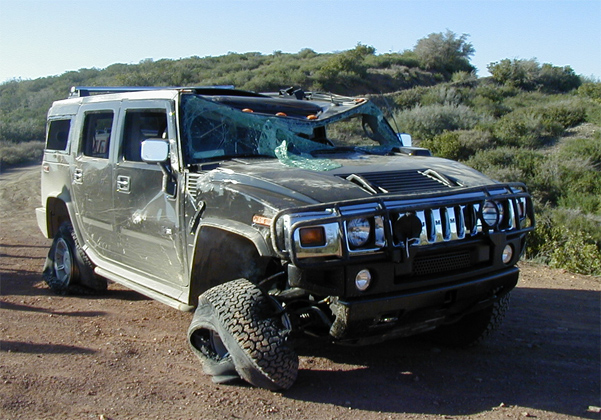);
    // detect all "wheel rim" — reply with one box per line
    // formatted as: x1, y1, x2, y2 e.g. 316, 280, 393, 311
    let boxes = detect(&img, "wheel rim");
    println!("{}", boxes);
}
209, 330, 229, 358
53, 237, 72, 286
